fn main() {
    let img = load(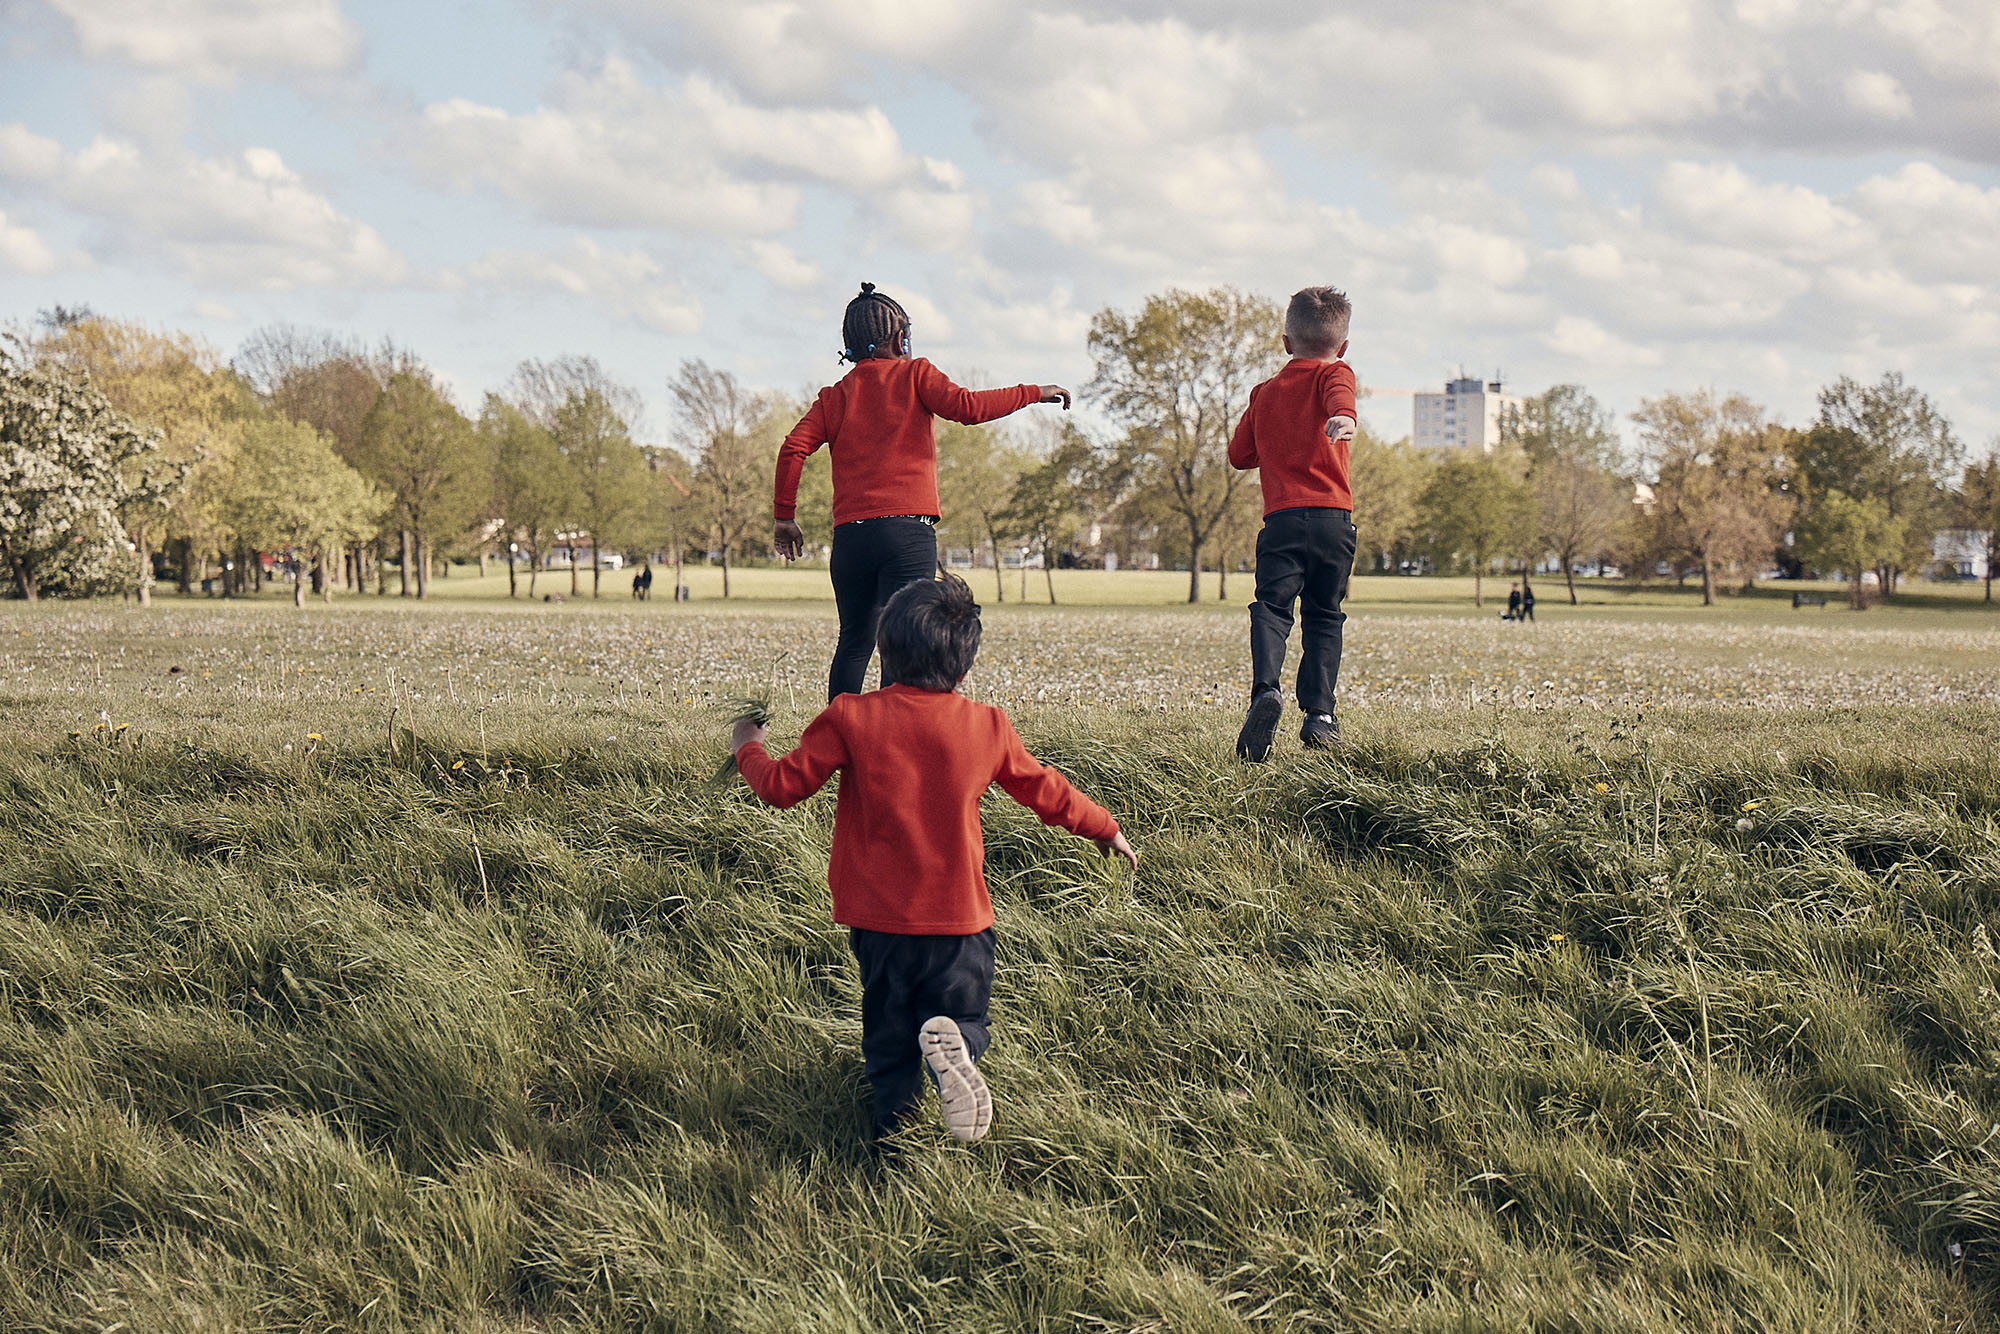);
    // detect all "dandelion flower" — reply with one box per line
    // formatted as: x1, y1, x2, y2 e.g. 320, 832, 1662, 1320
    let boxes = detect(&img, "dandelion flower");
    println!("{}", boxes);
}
1593, 782, 1610, 793
1736, 817, 1755, 834
1740, 800, 1762, 812
307, 733, 323, 741
451, 760, 465, 771
1549, 933, 1566, 945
